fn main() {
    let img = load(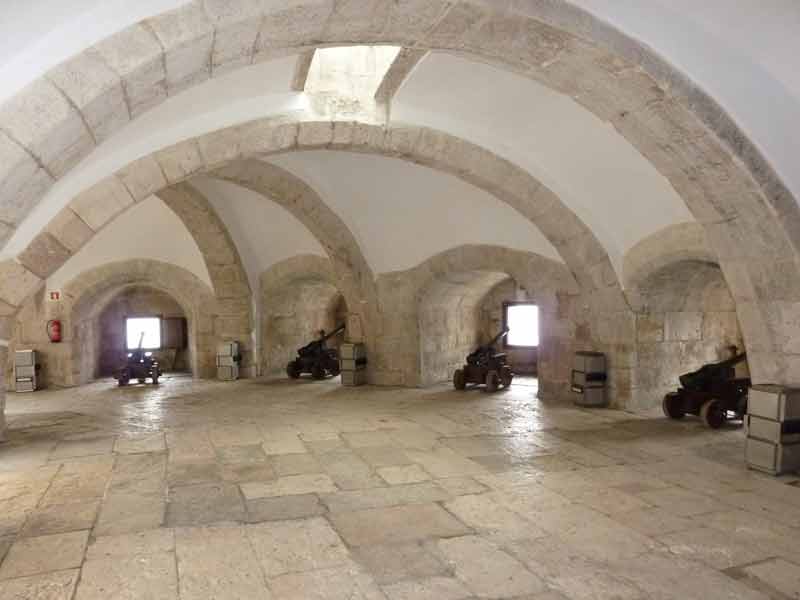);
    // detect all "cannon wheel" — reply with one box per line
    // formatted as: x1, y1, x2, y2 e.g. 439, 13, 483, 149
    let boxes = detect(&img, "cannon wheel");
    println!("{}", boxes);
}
662, 393, 685, 420
286, 361, 301, 379
485, 370, 499, 393
700, 399, 725, 429
311, 364, 326, 380
453, 369, 466, 390
117, 369, 130, 387
500, 367, 513, 388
